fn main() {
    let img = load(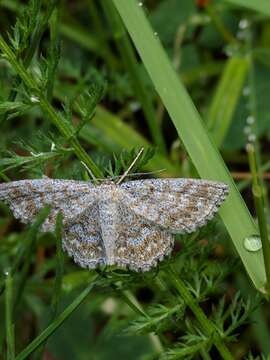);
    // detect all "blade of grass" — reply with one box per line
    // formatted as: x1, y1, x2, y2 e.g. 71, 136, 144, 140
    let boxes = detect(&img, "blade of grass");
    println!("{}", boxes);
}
51, 213, 64, 318
207, 56, 248, 148
112, 0, 265, 290
15, 276, 98, 360
5, 271, 15, 360
223, 0, 270, 16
